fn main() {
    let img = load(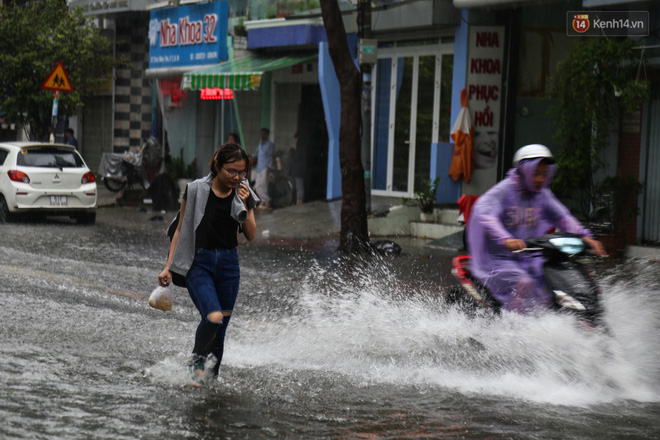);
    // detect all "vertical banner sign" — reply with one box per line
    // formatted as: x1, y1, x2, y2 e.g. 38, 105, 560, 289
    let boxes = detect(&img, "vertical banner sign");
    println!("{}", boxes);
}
149, 1, 229, 69
463, 26, 505, 194
467, 26, 504, 171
